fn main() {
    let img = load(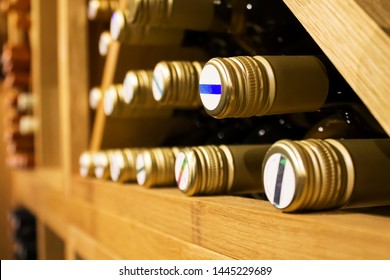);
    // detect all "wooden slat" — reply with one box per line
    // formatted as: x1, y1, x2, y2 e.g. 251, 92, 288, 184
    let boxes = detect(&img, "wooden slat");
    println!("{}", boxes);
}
284, 0, 390, 136
72, 177, 390, 259
0, 90, 14, 259
30, 0, 61, 167
57, 0, 90, 177
68, 198, 232, 260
